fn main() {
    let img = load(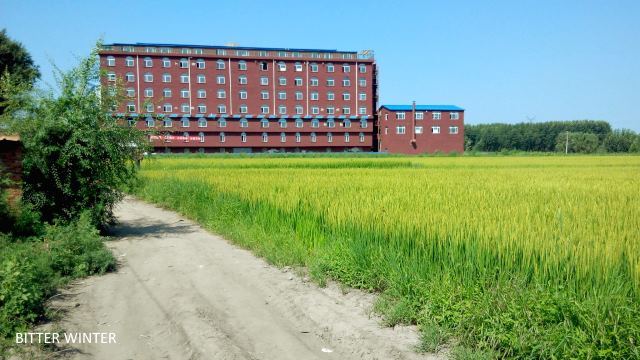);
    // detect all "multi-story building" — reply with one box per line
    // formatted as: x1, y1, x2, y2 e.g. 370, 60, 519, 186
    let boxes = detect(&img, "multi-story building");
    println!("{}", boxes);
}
99, 43, 378, 153
377, 104, 464, 154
